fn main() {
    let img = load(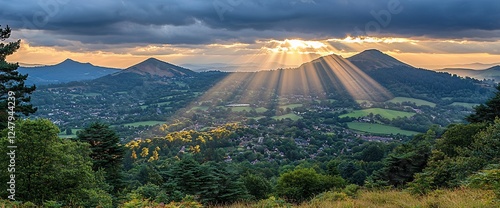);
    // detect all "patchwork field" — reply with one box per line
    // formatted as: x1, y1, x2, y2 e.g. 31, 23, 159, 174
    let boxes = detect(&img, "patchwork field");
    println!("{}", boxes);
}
346, 122, 420, 136
387, 97, 436, 107
272, 113, 303, 121
340, 108, 415, 120
121, 121, 165, 127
